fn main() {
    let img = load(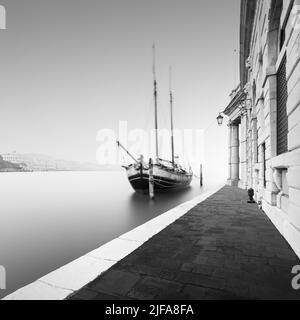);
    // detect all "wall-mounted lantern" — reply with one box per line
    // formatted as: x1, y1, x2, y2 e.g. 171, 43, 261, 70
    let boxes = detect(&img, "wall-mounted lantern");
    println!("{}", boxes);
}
217, 113, 224, 126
